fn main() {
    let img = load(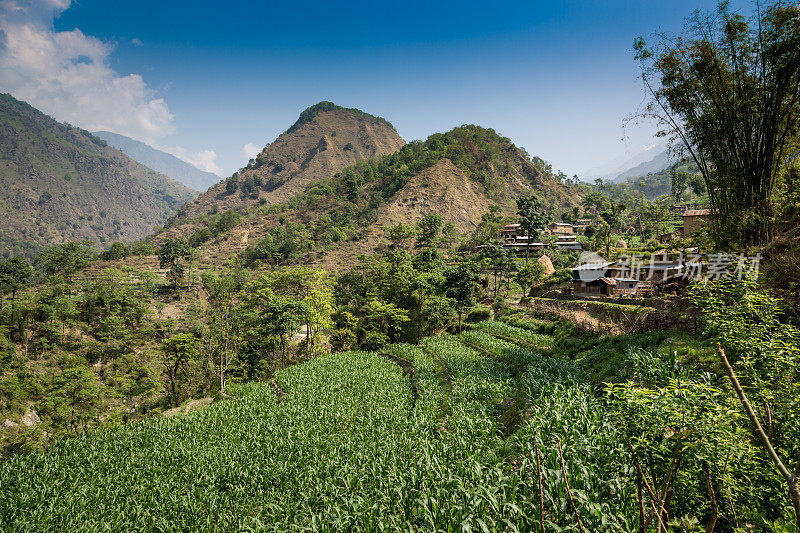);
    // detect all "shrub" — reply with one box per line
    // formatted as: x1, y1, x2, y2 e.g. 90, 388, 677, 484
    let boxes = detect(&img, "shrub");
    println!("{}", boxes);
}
465, 305, 491, 323
129, 241, 155, 256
